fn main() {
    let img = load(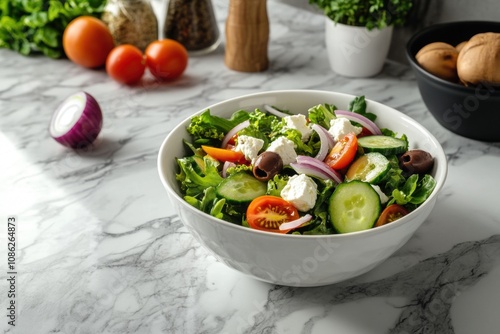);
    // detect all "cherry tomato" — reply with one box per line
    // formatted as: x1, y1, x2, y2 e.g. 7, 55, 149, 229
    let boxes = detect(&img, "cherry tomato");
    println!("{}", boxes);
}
246, 196, 299, 233
145, 39, 188, 81
63, 16, 115, 68
324, 132, 358, 170
357, 127, 373, 138
375, 204, 409, 227
201, 145, 245, 163
106, 45, 146, 85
